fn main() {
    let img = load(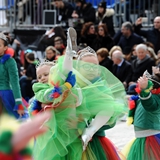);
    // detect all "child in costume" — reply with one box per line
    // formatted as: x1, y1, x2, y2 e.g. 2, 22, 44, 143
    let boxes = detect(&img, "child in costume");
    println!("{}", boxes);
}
30, 27, 88, 160
123, 69, 160, 160
0, 33, 28, 119
0, 96, 51, 160
72, 46, 127, 160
